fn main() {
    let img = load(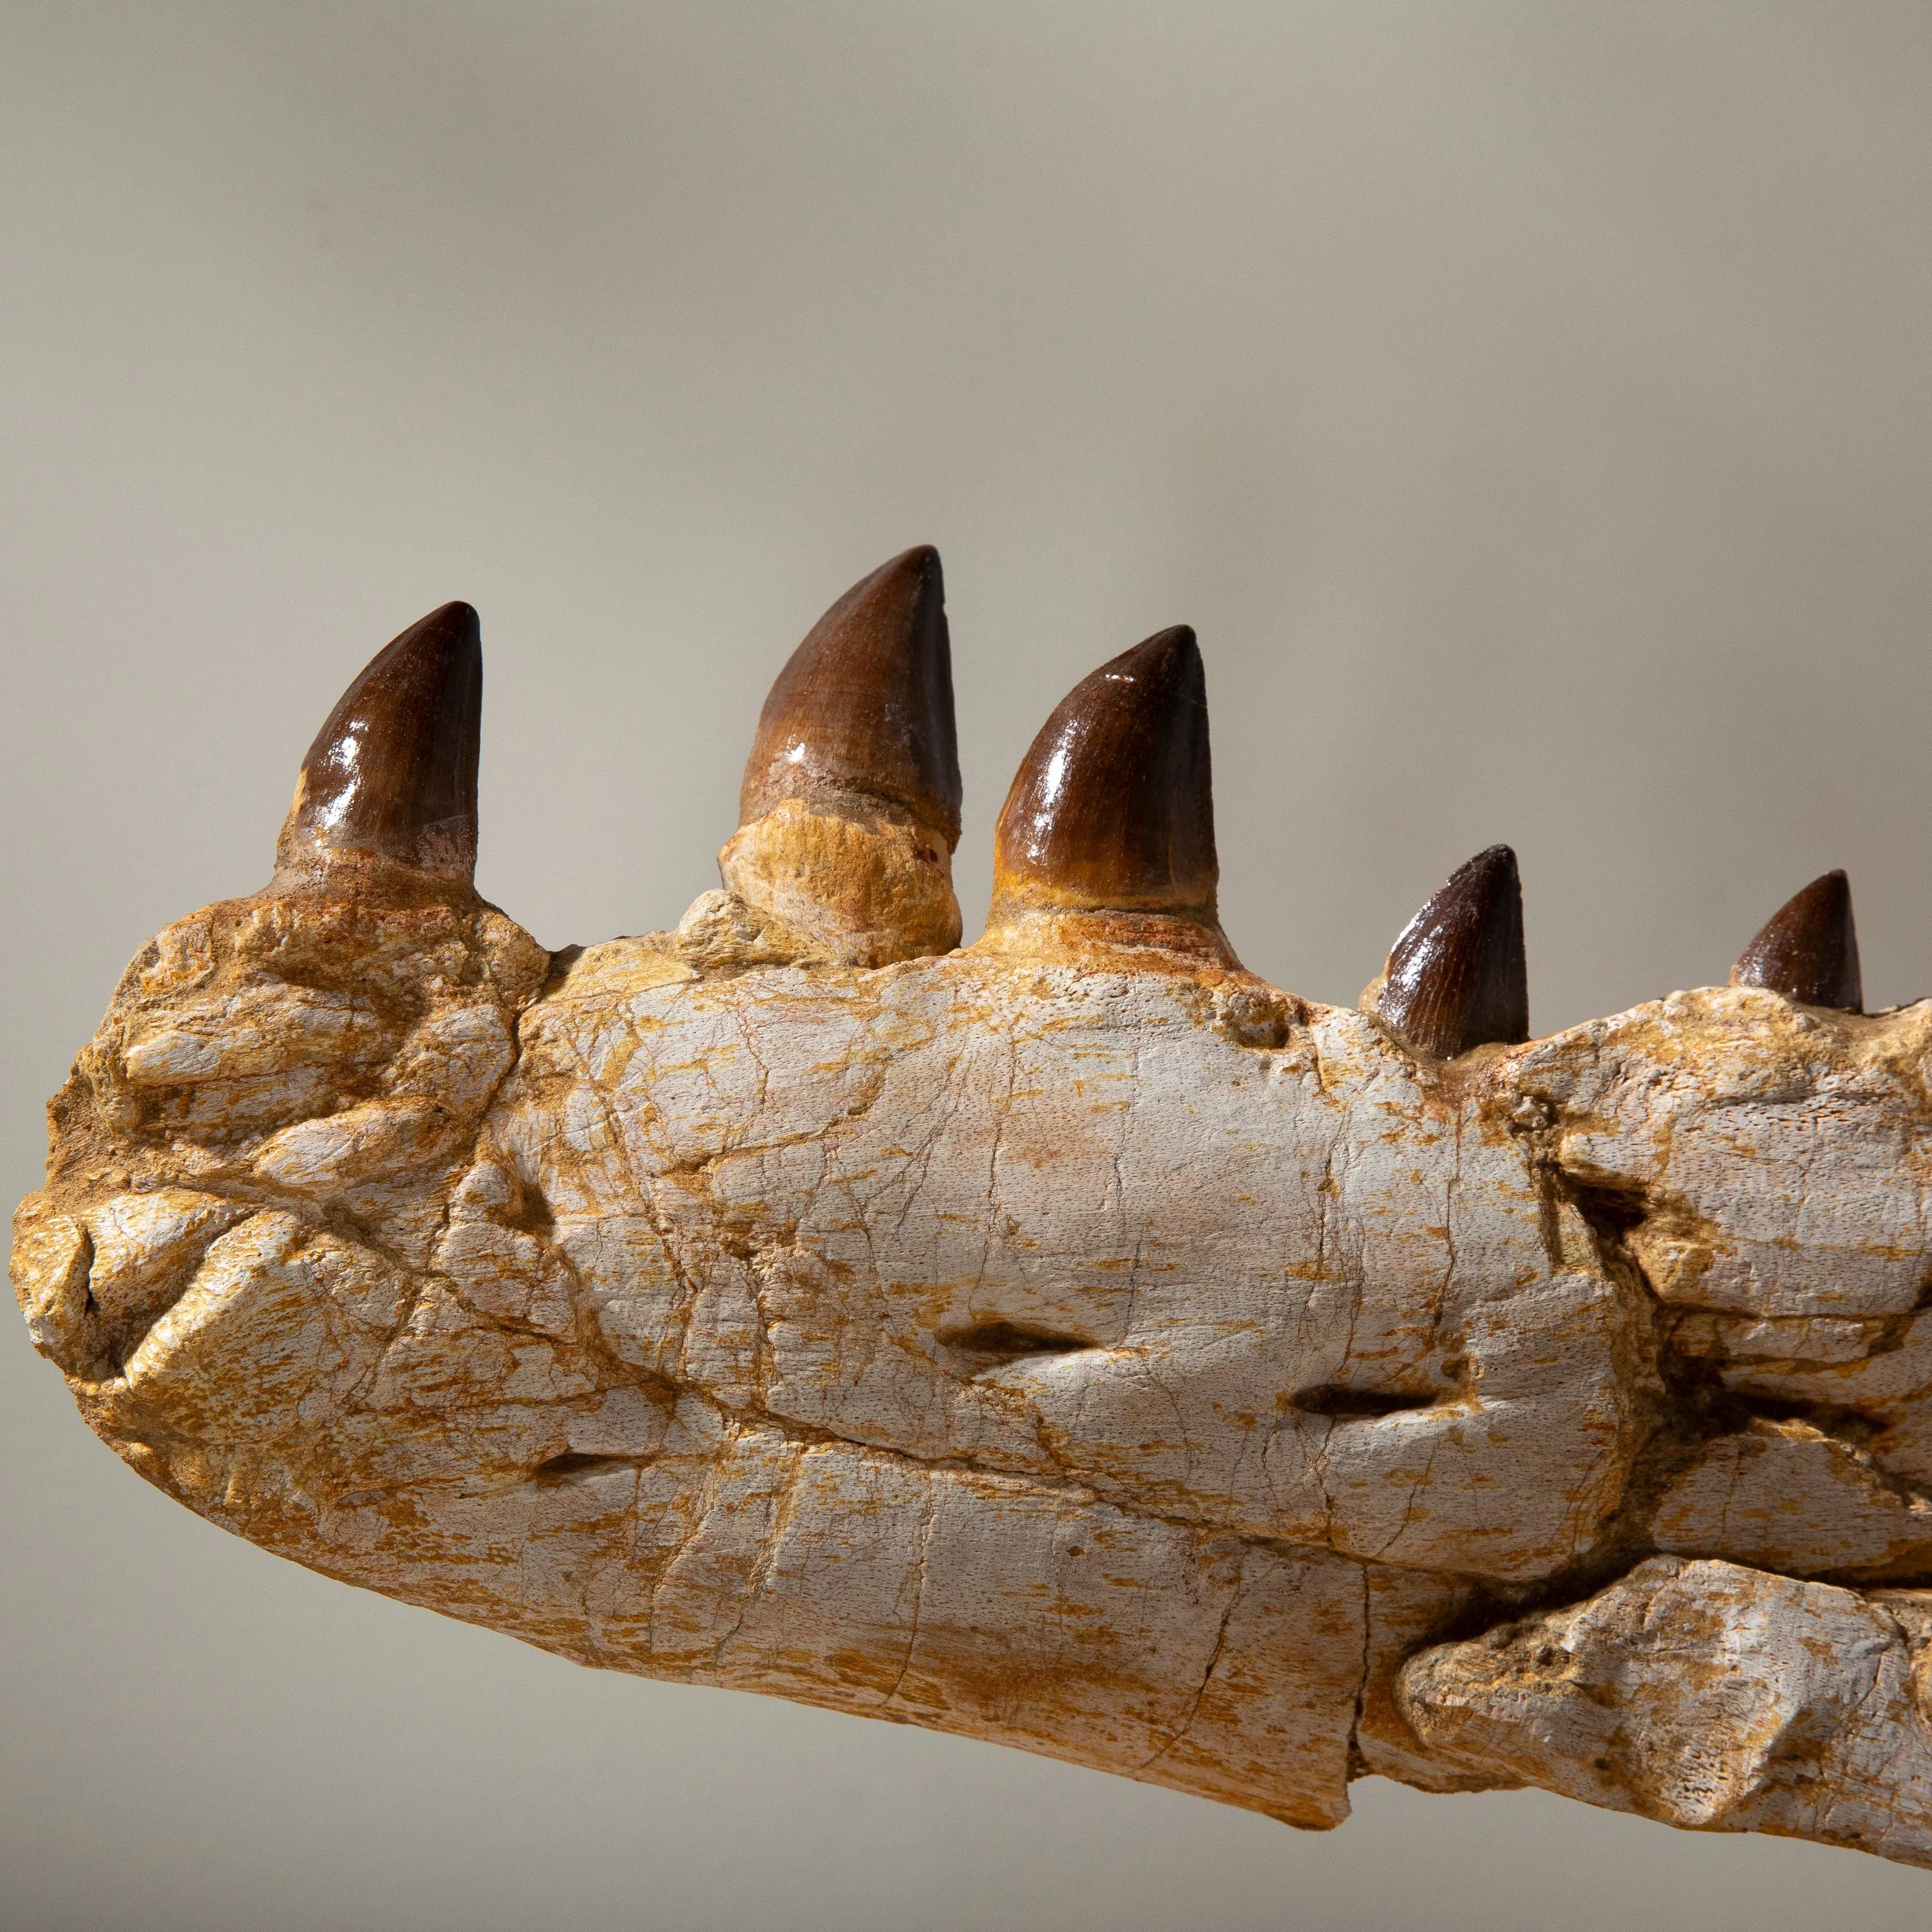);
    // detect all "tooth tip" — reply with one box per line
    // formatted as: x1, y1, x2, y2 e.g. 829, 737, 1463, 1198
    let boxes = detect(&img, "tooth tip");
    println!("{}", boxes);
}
990, 624, 1217, 920
417, 598, 480, 643
1124, 622, 1199, 663
282, 603, 484, 882
1731, 869, 1863, 1011
739, 546, 961, 842
1375, 844, 1528, 1058
350, 598, 481, 685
